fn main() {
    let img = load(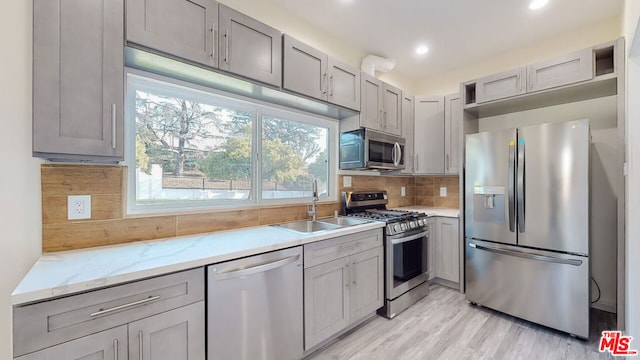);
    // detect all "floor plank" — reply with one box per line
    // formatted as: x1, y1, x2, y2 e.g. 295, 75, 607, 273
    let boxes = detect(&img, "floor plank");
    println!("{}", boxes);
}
306, 284, 617, 360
